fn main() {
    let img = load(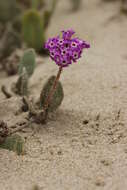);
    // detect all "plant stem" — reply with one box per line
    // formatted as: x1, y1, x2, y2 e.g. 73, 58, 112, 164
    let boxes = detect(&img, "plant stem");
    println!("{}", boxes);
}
43, 66, 63, 111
